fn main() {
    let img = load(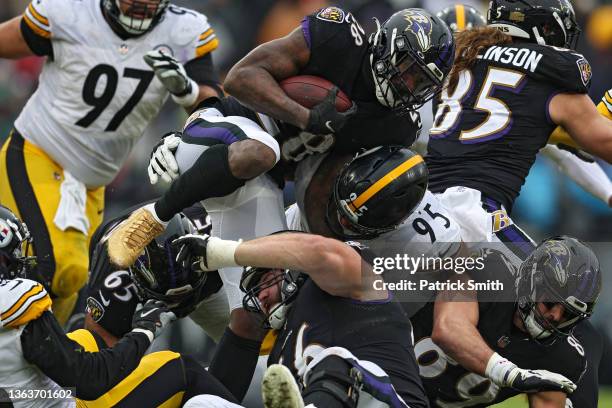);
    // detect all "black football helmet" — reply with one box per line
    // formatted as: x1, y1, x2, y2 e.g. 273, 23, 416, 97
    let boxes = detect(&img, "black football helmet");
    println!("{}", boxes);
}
516, 236, 601, 343
241, 266, 305, 329
131, 212, 207, 317
437, 4, 487, 33
369, 8, 455, 113
0, 205, 34, 280
487, 0, 580, 49
329, 146, 428, 239
102, 0, 169, 36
